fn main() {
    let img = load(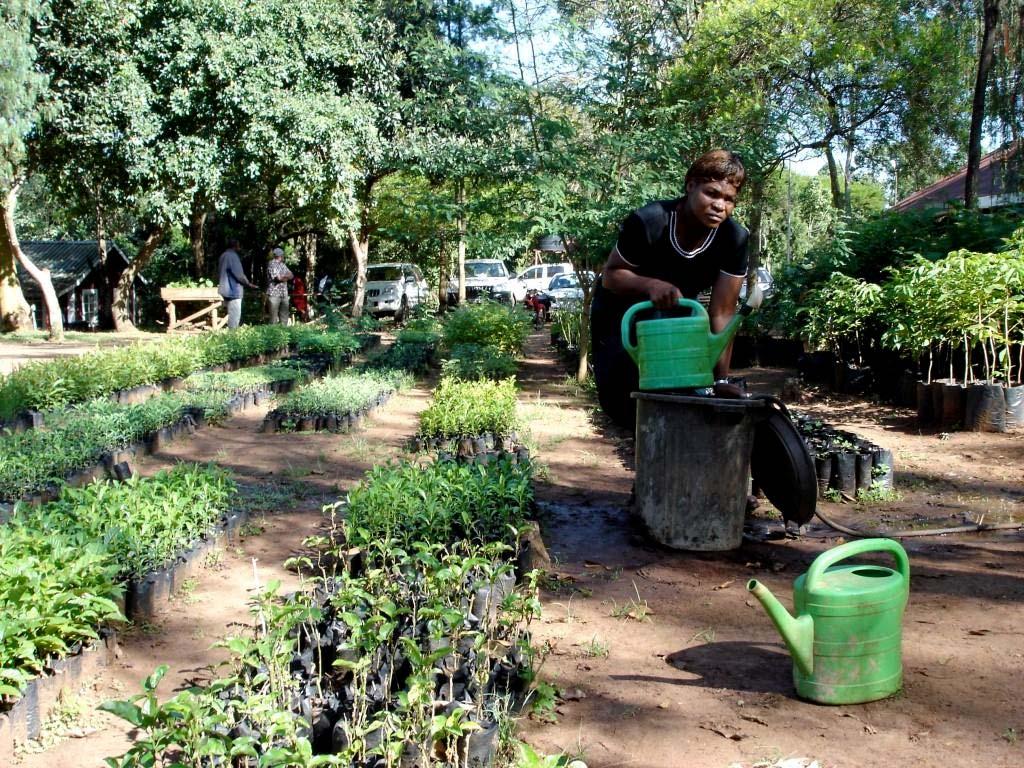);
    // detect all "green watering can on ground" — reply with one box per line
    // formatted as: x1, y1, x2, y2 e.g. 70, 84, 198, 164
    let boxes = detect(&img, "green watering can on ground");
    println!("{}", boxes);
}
747, 538, 910, 705
621, 285, 762, 390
